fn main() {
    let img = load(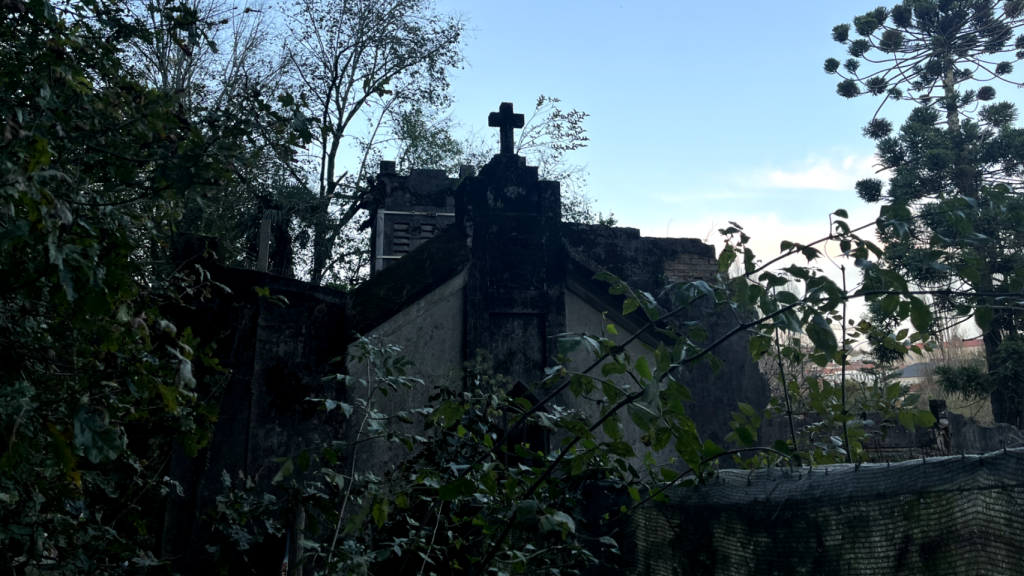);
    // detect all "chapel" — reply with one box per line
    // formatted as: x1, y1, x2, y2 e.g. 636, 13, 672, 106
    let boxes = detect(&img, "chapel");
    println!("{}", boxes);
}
160, 102, 769, 572
345, 102, 768, 474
